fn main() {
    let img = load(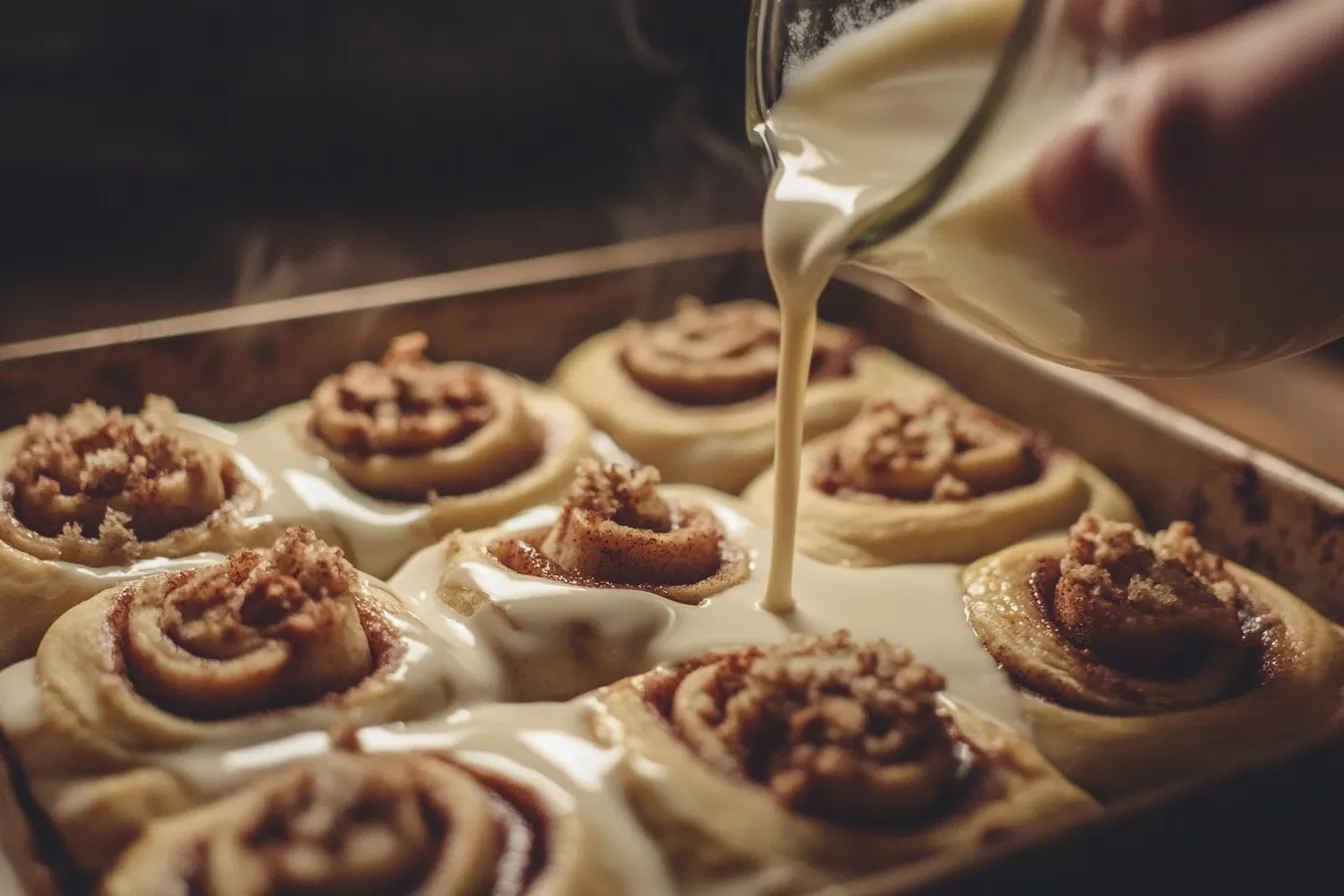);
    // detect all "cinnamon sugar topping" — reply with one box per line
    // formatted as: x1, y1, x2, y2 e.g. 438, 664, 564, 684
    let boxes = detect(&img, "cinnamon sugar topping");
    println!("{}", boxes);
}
125, 527, 378, 719
558, 461, 672, 531
1053, 515, 1246, 671
815, 391, 1042, 502
488, 461, 748, 603
239, 756, 441, 892
620, 296, 862, 405
5, 397, 231, 542
666, 632, 961, 824
310, 332, 498, 456
103, 753, 549, 896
